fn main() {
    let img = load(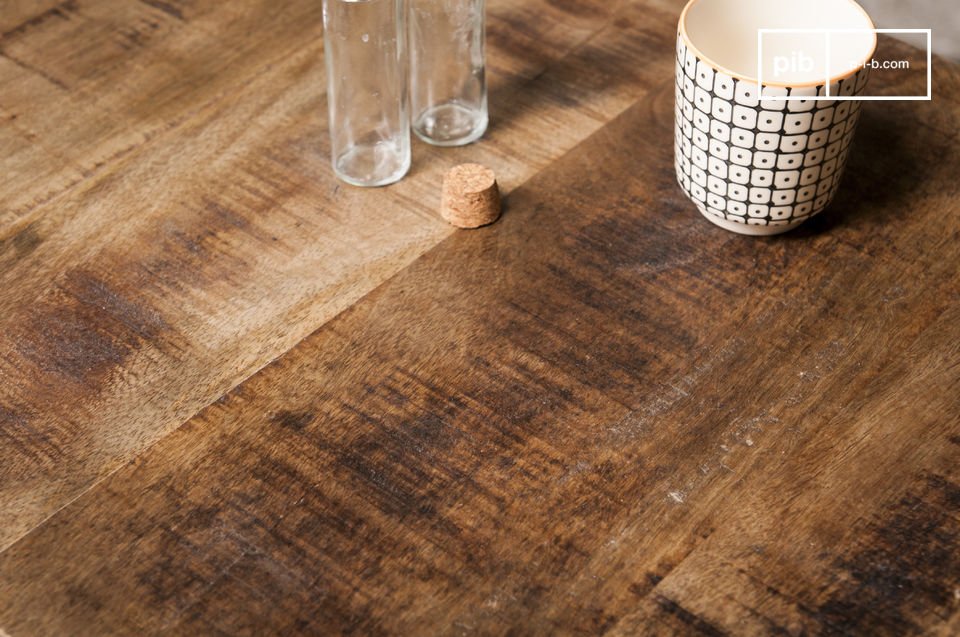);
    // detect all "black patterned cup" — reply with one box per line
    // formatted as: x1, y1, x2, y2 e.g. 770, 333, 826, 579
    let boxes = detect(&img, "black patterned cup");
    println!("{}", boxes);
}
675, 0, 877, 235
